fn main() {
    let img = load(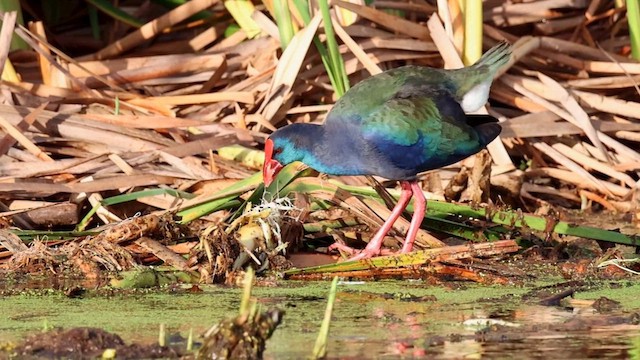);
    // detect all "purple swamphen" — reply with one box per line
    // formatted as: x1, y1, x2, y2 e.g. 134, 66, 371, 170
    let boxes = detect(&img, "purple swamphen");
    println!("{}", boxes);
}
263, 42, 512, 260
